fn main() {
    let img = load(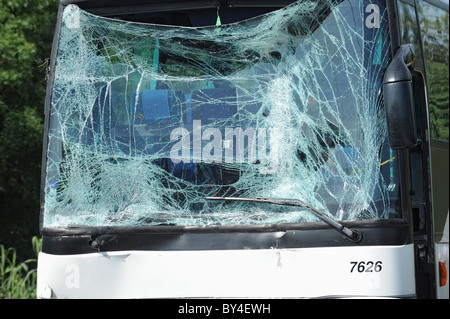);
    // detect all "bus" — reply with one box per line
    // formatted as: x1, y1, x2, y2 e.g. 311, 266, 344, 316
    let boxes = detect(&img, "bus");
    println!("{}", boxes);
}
37, 0, 449, 298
